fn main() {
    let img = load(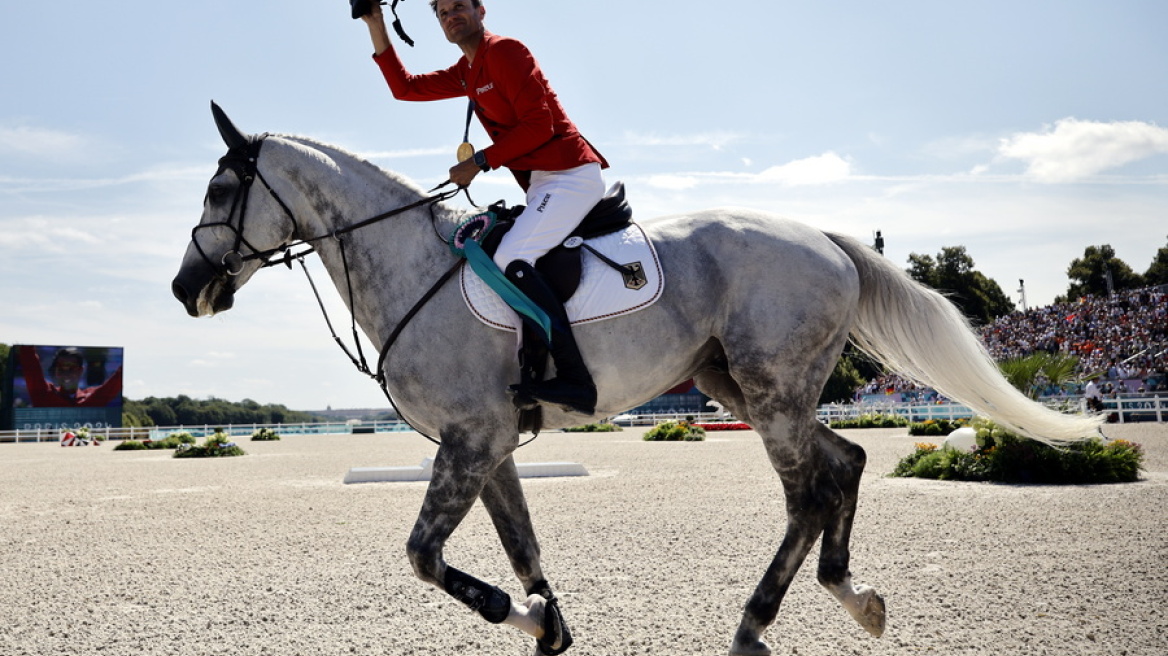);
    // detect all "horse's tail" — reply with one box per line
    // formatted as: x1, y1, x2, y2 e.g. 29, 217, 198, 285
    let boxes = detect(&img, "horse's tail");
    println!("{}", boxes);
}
826, 232, 1103, 446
